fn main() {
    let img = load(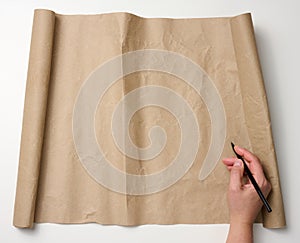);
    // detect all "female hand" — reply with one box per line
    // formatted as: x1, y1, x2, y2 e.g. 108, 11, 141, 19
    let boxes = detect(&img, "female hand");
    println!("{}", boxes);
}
222, 145, 271, 243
